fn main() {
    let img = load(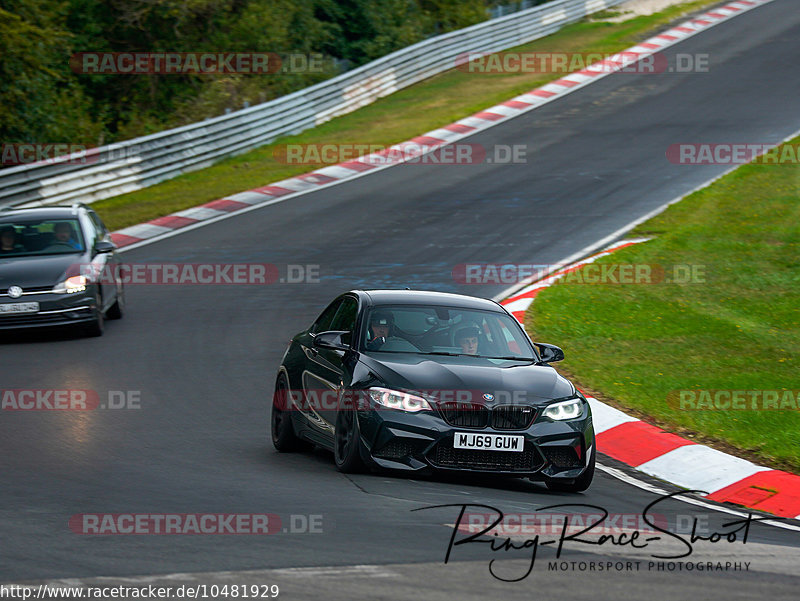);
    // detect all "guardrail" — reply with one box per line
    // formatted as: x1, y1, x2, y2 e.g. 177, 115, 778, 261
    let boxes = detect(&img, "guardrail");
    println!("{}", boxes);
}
0, 0, 625, 209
